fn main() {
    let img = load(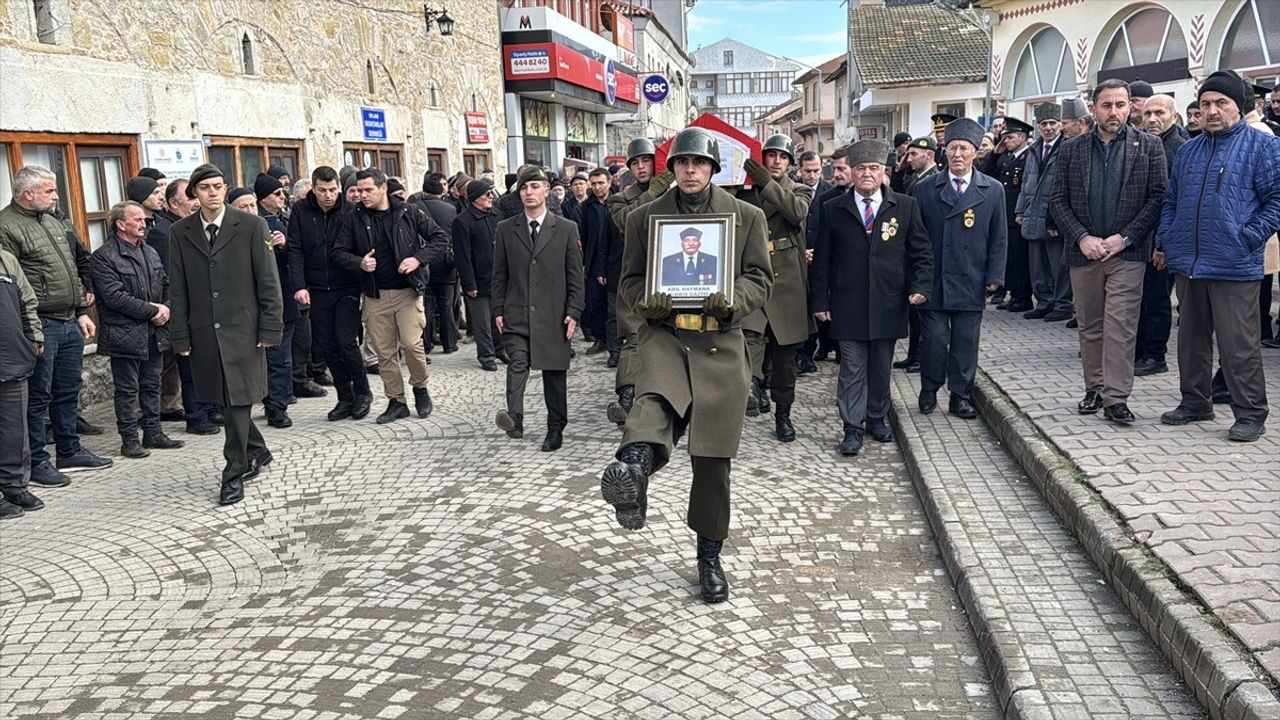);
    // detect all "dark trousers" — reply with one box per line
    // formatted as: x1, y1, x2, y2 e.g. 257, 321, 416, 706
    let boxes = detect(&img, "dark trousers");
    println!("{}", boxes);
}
837, 339, 895, 427
177, 353, 214, 424
28, 317, 84, 464
502, 333, 568, 428
605, 289, 620, 355
312, 289, 368, 402
619, 393, 731, 540
426, 281, 458, 352
919, 309, 983, 399
1029, 236, 1073, 312
264, 319, 296, 412
1005, 225, 1031, 302
802, 320, 838, 360
1175, 276, 1268, 423
1136, 263, 1173, 362
463, 294, 497, 363
765, 328, 798, 407
292, 307, 317, 384
110, 344, 163, 440
583, 278, 607, 341
1261, 274, 1274, 340
160, 351, 182, 412
904, 308, 920, 362
221, 404, 267, 483
0, 378, 30, 494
